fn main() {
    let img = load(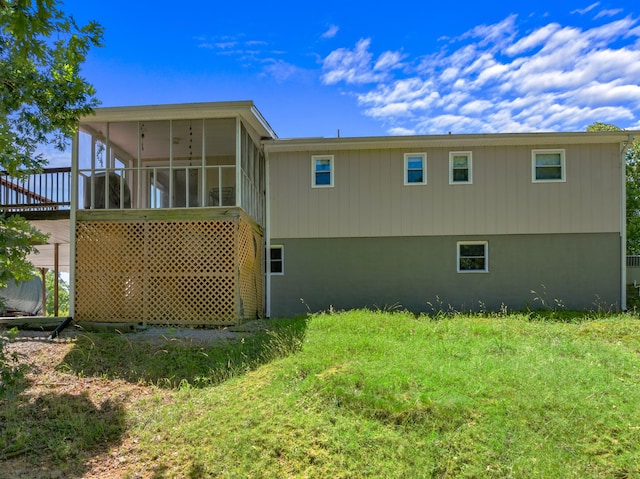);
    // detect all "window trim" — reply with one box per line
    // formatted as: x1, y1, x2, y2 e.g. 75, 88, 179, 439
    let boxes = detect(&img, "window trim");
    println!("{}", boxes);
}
457, 241, 489, 273
269, 245, 284, 275
532, 149, 566, 183
311, 155, 334, 188
449, 151, 473, 184
404, 152, 427, 185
